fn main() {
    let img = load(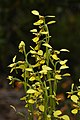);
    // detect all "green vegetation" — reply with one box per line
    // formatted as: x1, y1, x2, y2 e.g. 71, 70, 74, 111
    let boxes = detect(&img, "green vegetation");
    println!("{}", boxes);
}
8, 10, 80, 120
